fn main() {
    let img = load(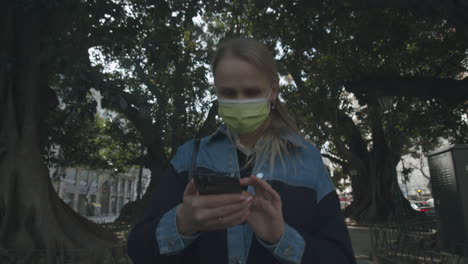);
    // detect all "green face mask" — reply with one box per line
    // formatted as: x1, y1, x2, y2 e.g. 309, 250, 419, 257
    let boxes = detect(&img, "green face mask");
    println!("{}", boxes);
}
218, 97, 270, 135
